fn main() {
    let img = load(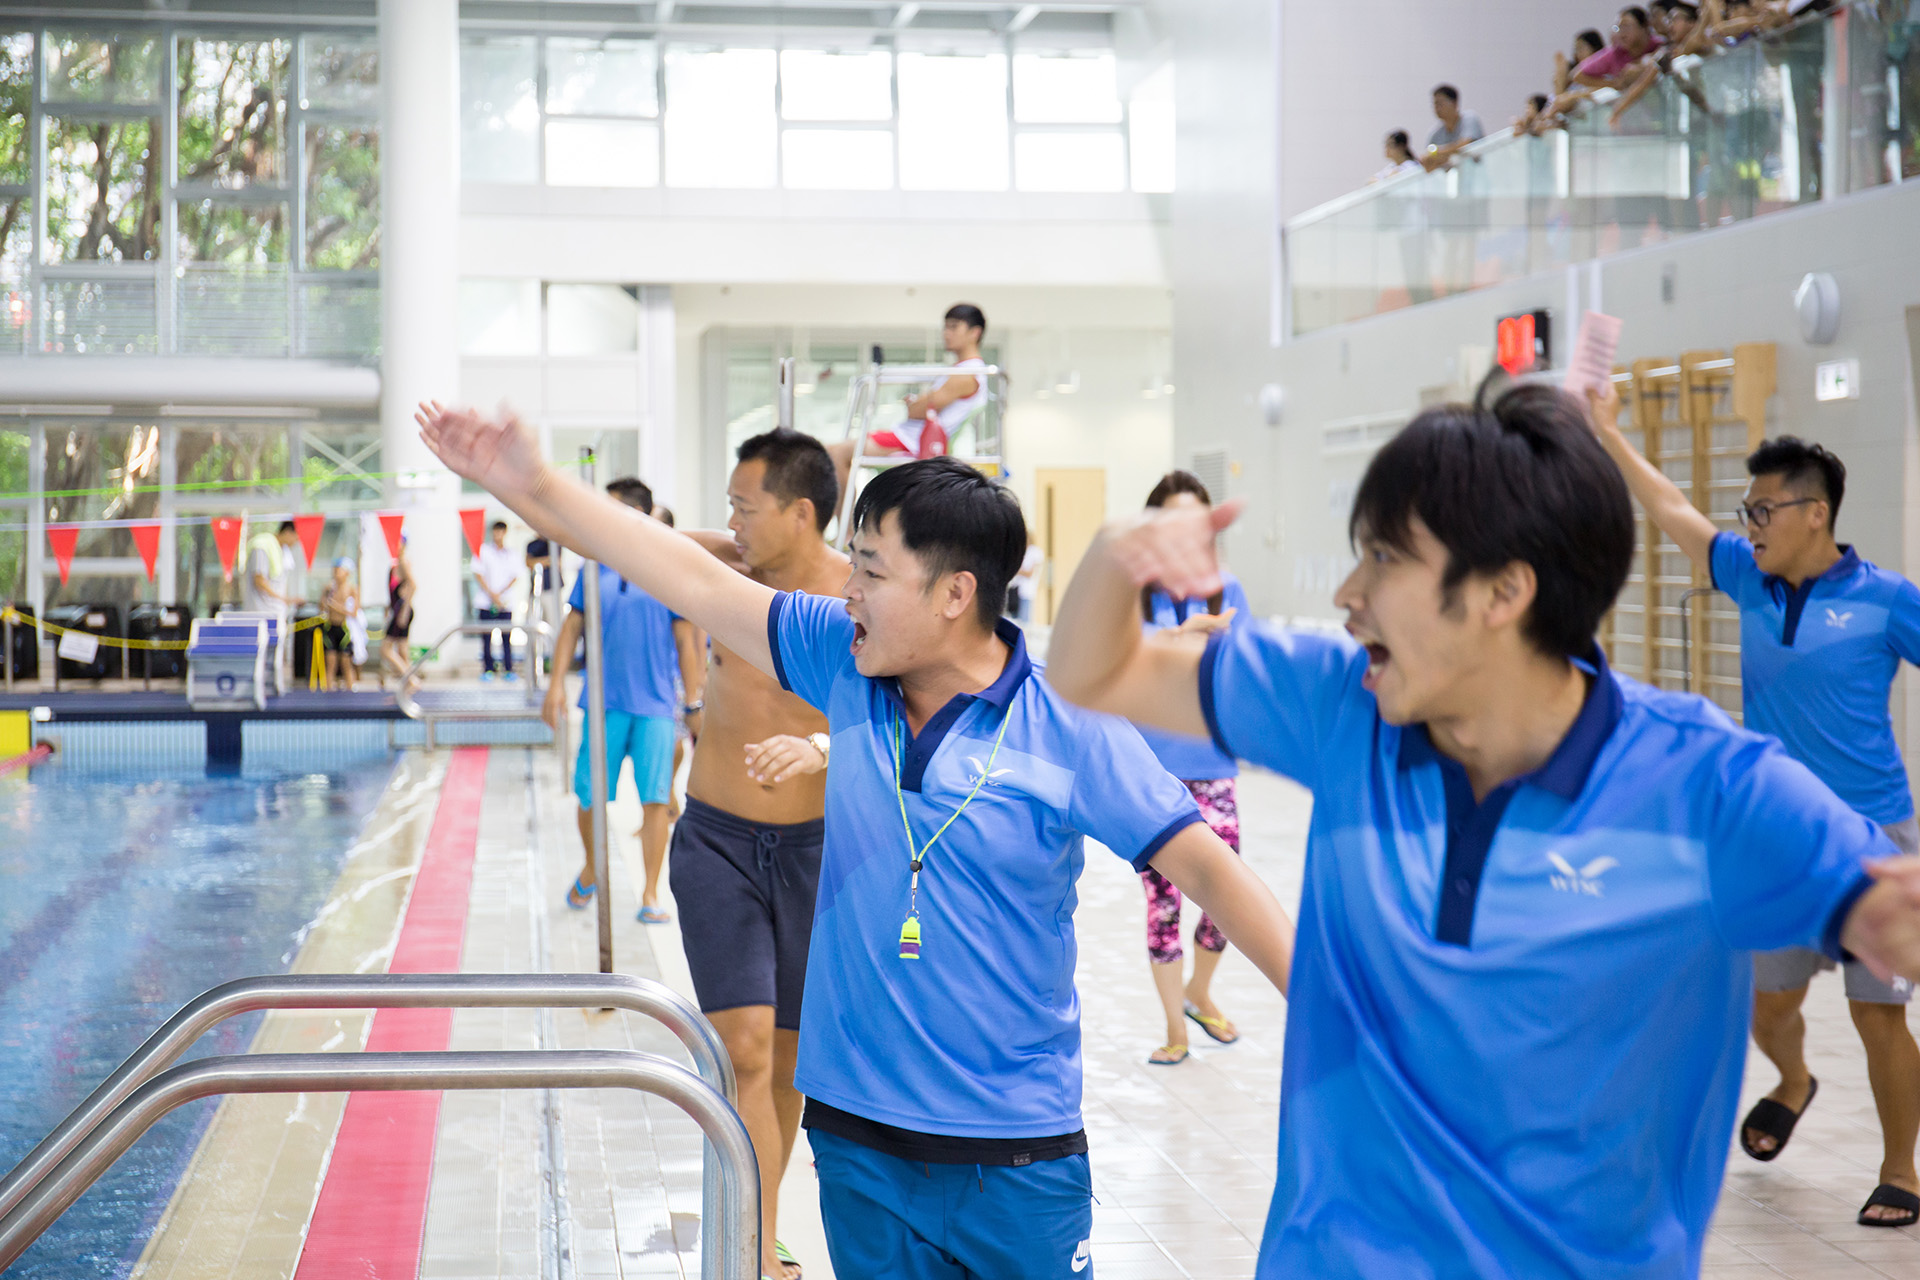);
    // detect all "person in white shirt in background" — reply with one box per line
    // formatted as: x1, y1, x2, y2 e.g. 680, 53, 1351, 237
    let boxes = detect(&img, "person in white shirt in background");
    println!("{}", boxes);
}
827, 304, 991, 489
474, 519, 521, 683
1374, 130, 1424, 181
242, 520, 303, 687
1011, 531, 1044, 623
